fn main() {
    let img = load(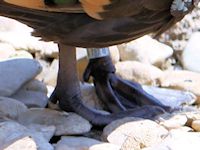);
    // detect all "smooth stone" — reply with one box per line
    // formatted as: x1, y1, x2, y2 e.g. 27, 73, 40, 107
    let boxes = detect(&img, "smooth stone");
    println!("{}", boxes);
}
11, 90, 48, 108
182, 32, 200, 73
81, 83, 104, 110
109, 46, 120, 64
0, 17, 58, 57
191, 120, 200, 132
10, 50, 33, 59
159, 114, 188, 130
159, 70, 200, 103
55, 136, 102, 150
142, 86, 196, 108
27, 124, 56, 141
115, 61, 163, 85
89, 143, 120, 150
22, 79, 48, 94
143, 130, 200, 150
0, 59, 42, 96
0, 121, 53, 150
3, 136, 37, 150
102, 117, 168, 149
76, 47, 87, 60
0, 96, 28, 119
118, 35, 173, 66
0, 43, 15, 60
43, 59, 58, 87
17, 108, 92, 136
